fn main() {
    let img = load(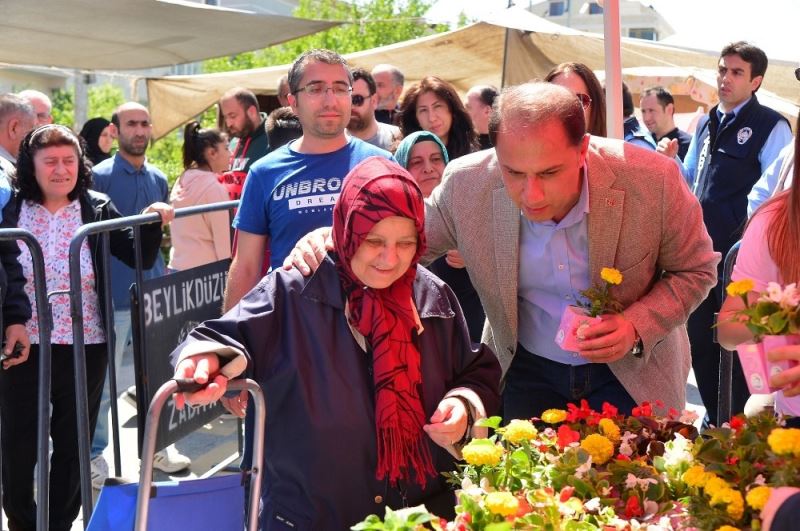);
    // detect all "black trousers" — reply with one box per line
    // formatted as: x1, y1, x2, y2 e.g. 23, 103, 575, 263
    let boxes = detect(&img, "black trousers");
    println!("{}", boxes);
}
0, 343, 107, 531
502, 344, 637, 421
688, 288, 749, 426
